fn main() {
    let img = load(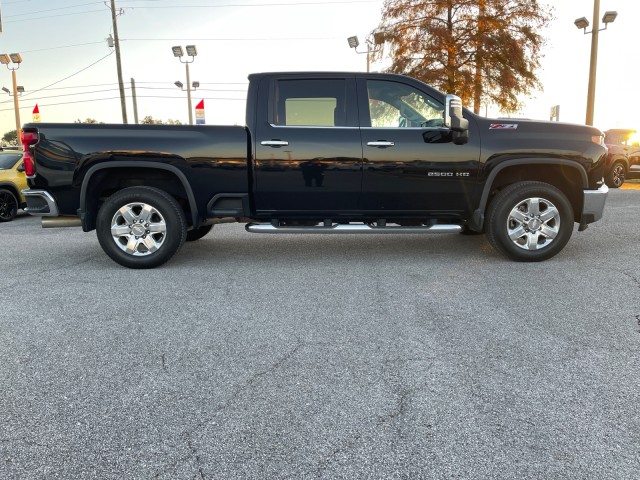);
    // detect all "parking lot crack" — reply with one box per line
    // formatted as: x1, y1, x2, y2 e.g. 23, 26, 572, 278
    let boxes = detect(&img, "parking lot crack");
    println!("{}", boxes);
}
161, 353, 168, 372
152, 340, 303, 478
313, 388, 413, 477
247, 340, 302, 384
184, 432, 206, 480
622, 271, 640, 288
378, 388, 412, 425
